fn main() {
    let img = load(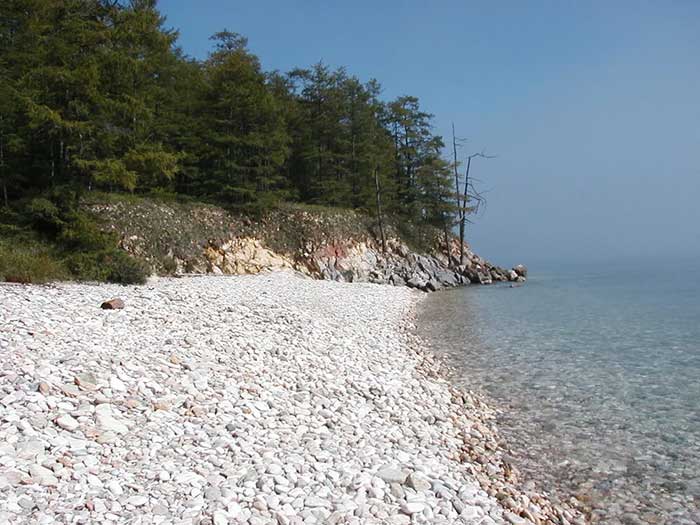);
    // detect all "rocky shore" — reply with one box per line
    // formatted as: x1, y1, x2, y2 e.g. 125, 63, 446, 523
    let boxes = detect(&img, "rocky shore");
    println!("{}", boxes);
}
0, 273, 573, 525
87, 198, 527, 292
